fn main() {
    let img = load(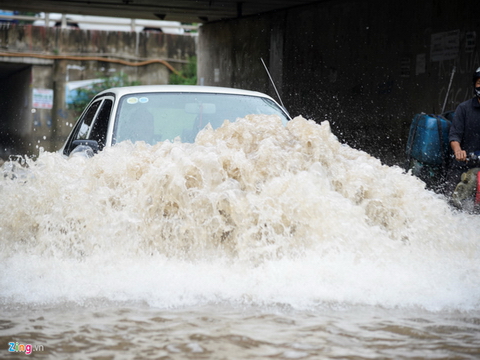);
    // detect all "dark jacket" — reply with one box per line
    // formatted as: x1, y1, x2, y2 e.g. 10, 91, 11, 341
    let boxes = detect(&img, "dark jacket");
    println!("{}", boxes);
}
449, 97, 480, 165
